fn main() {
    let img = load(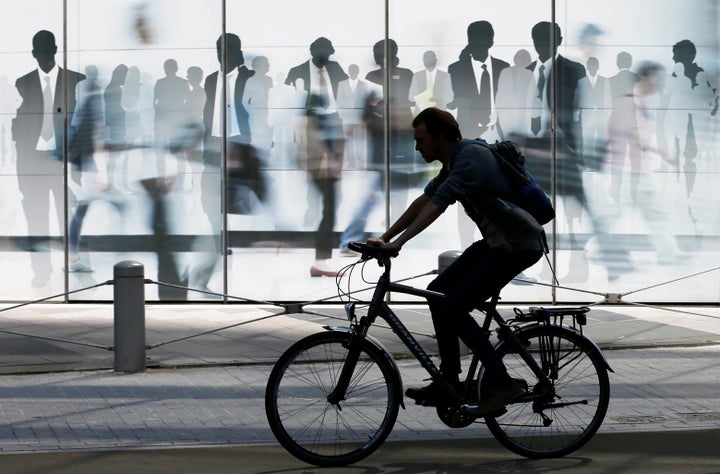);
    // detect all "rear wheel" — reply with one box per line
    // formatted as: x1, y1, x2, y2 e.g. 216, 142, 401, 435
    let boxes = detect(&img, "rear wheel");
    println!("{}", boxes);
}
265, 331, 401, 467
482, 325, 610, 458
